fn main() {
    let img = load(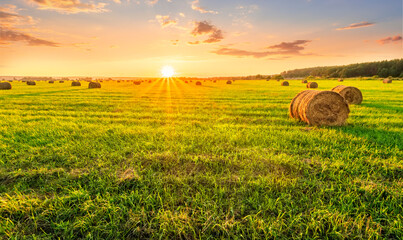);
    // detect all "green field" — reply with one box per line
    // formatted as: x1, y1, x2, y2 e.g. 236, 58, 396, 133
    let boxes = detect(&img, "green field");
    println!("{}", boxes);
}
0, 79, 402, 239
